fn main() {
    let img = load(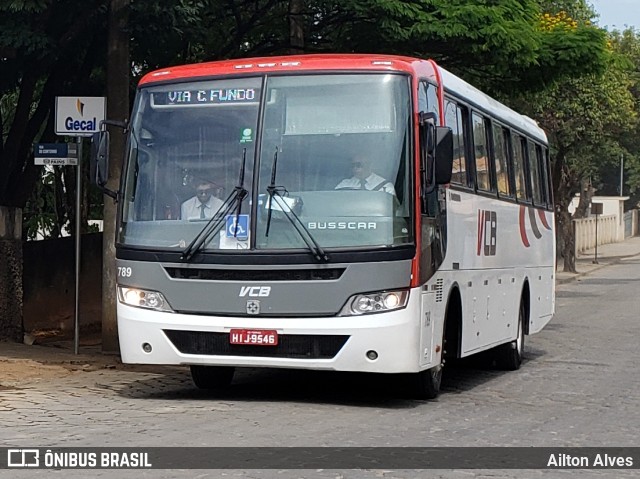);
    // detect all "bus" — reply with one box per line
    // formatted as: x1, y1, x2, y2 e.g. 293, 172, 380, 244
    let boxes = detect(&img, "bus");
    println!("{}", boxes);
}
91, 54, 555, 399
